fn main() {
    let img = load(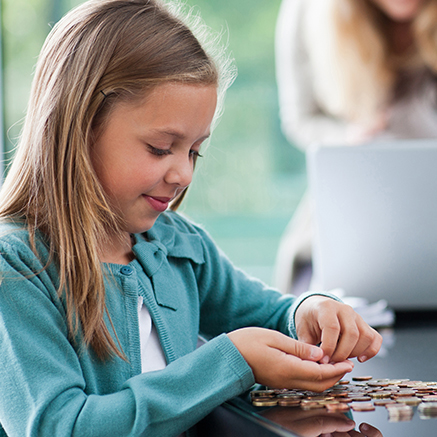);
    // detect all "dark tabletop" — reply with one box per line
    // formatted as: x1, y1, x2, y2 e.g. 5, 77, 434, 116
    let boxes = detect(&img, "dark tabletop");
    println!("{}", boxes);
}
198, 312, 437, 437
